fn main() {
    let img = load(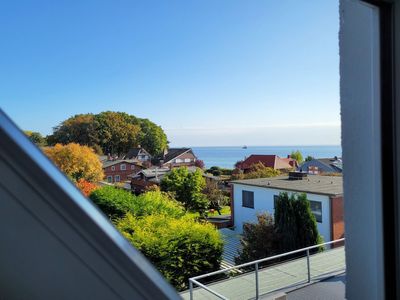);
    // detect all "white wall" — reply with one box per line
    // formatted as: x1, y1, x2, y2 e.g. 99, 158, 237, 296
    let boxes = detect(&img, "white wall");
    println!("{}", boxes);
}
233, 184, 332, 242
340, 1, 384, 299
